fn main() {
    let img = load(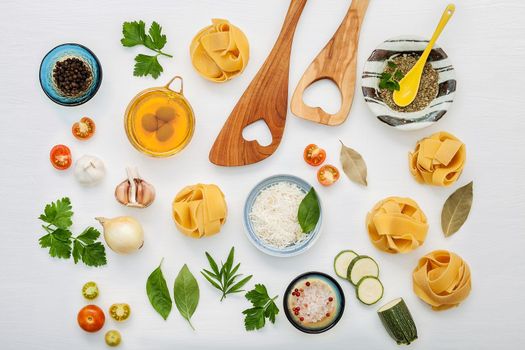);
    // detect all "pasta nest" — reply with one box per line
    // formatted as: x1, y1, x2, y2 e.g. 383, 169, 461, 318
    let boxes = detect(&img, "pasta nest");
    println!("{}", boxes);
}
190, 19, 249, 82
366, 196, 428, 254
413, 250, 472, 310
409, 131, 466, 186
172, 184, 227, 238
